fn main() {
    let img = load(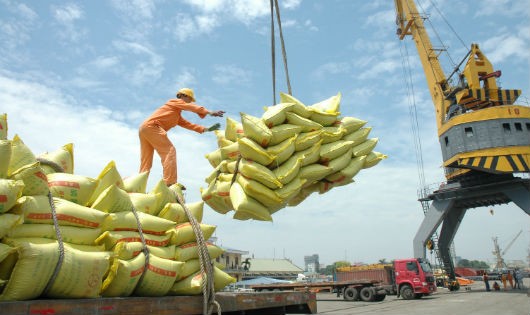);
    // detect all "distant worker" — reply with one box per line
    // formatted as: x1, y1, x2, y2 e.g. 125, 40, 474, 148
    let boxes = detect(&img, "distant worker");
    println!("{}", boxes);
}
139, 88, 225, 187
507, 270, 514, 289
515, 268, 524, 289
501, 273, 507, 291
483, 272, 490, 291
492, 281, 500, 291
